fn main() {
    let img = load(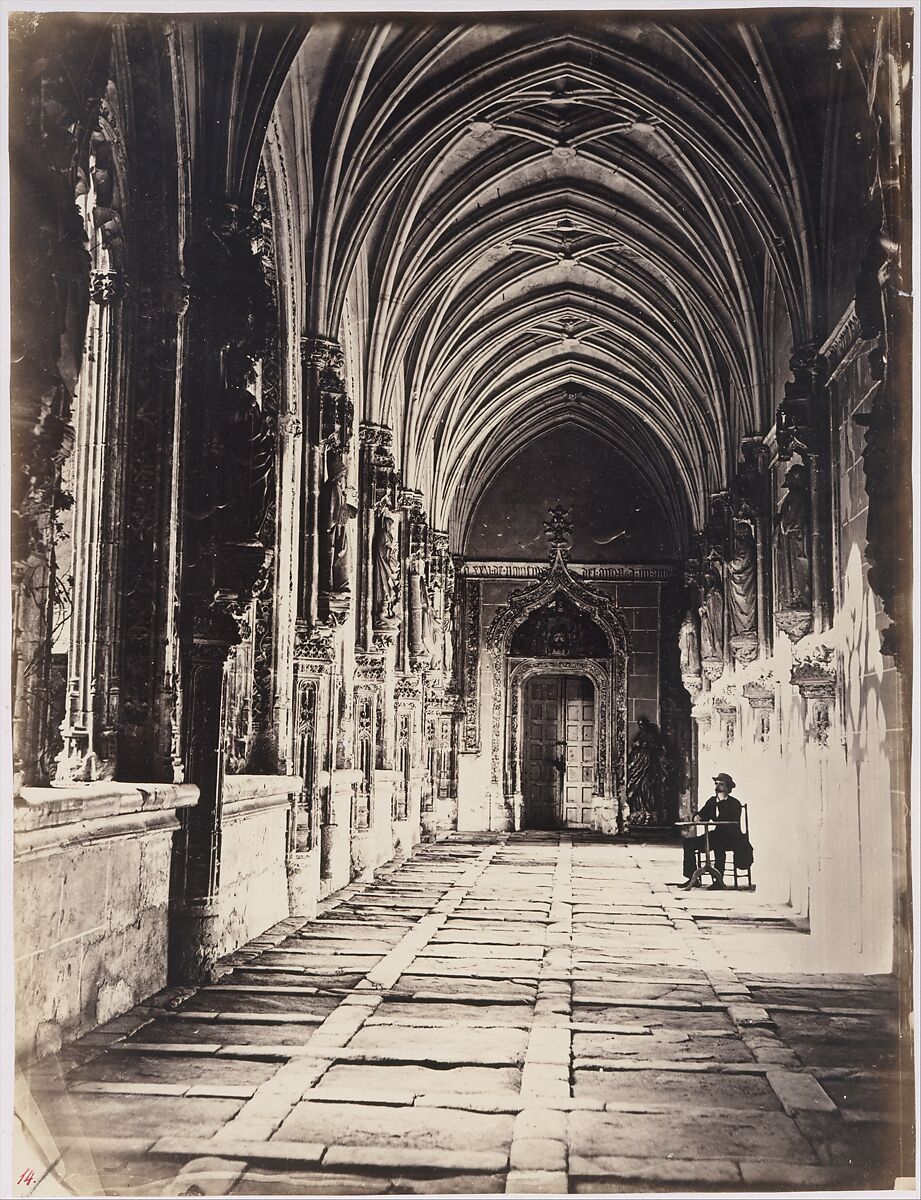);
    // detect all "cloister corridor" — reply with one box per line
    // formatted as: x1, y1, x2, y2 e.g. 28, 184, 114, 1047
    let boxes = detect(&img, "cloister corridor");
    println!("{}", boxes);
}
17, 832, 909, 1197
